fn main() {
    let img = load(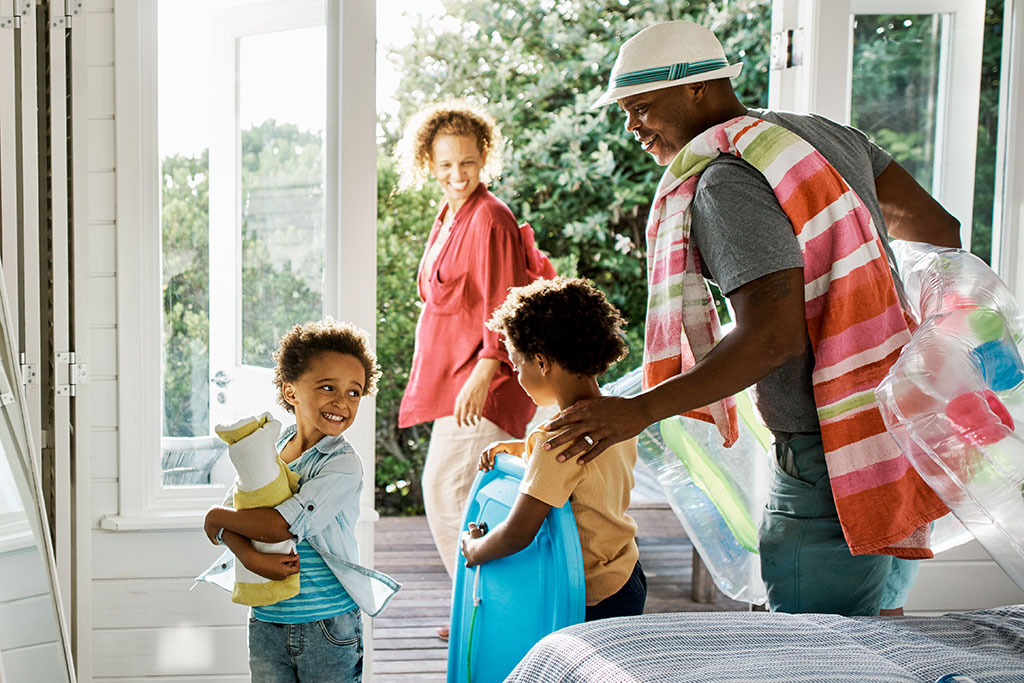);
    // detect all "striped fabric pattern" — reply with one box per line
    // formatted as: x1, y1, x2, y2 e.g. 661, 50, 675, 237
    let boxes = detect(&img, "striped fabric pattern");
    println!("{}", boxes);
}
615, 58, 730, 87
252, 540, 356, 624
507, 606, 1024, 682
643, 115, 947, 557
